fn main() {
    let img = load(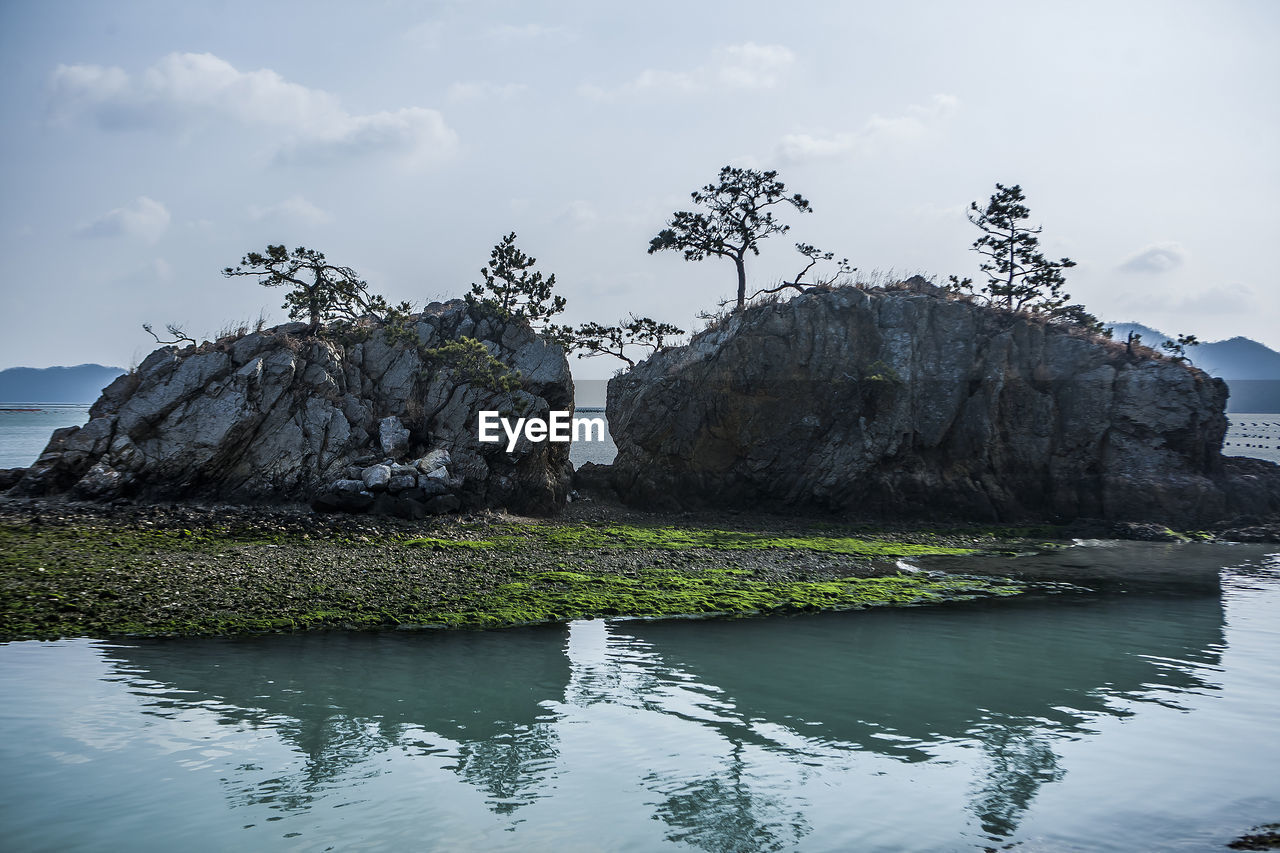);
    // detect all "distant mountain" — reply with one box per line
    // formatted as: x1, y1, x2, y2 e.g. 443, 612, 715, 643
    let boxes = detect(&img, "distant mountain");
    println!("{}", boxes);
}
1107, 323, 1280, 412
0, 364, 126, 404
